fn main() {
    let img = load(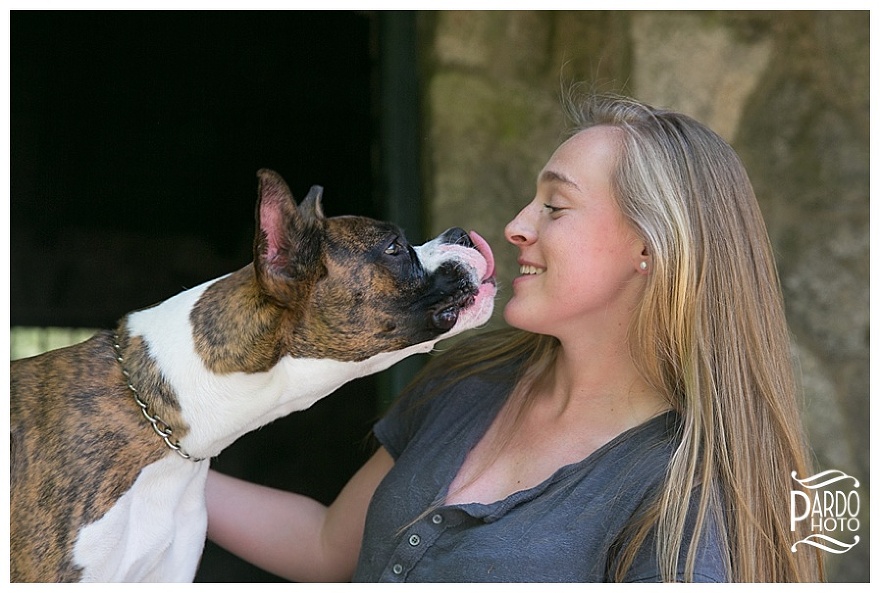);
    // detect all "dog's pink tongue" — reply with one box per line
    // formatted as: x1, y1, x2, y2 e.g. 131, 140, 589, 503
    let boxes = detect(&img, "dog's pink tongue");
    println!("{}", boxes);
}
468, 230, 495, 281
